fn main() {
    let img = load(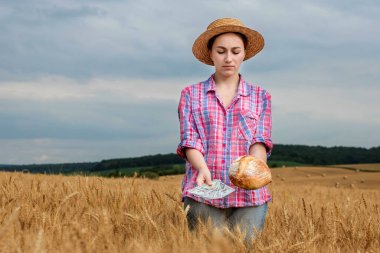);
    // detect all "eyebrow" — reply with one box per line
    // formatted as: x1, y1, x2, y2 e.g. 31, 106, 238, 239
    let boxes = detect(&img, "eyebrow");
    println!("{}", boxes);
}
215, 46, 242, 50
